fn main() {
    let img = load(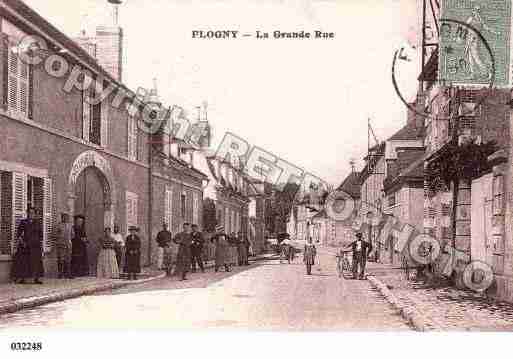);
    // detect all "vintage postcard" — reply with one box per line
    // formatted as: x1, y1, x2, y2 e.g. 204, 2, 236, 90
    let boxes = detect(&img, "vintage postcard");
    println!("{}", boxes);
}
0, 0, 512, 356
